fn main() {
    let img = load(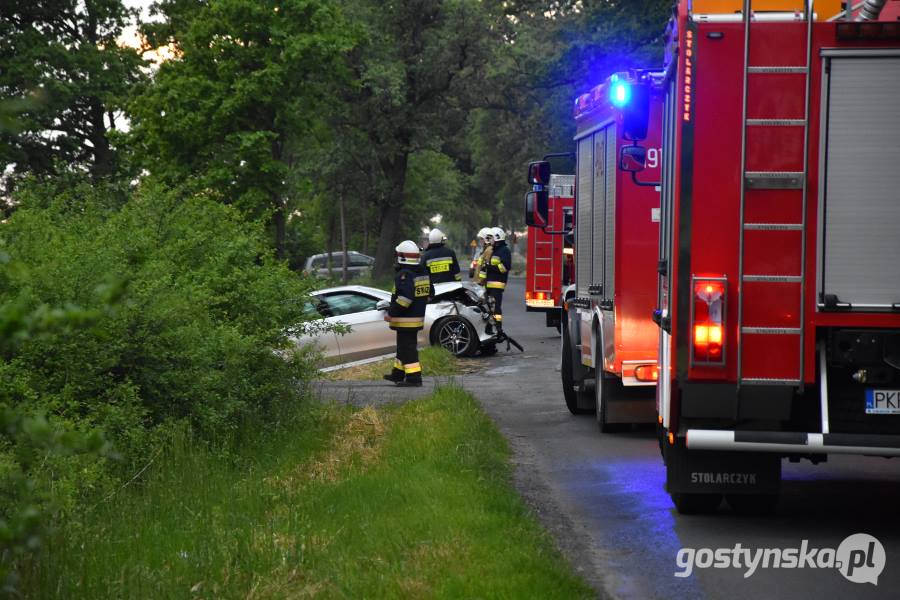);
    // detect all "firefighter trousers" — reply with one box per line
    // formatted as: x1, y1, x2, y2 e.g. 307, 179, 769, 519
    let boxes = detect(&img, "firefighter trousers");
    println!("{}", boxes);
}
393, 329, 422, 381
486, 288, 504, 327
